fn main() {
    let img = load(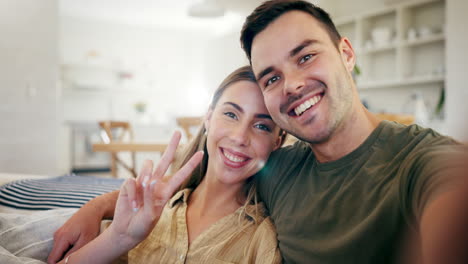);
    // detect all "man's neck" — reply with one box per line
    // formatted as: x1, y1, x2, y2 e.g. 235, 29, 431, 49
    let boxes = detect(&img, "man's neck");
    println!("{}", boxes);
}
310, 105, 380, 163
